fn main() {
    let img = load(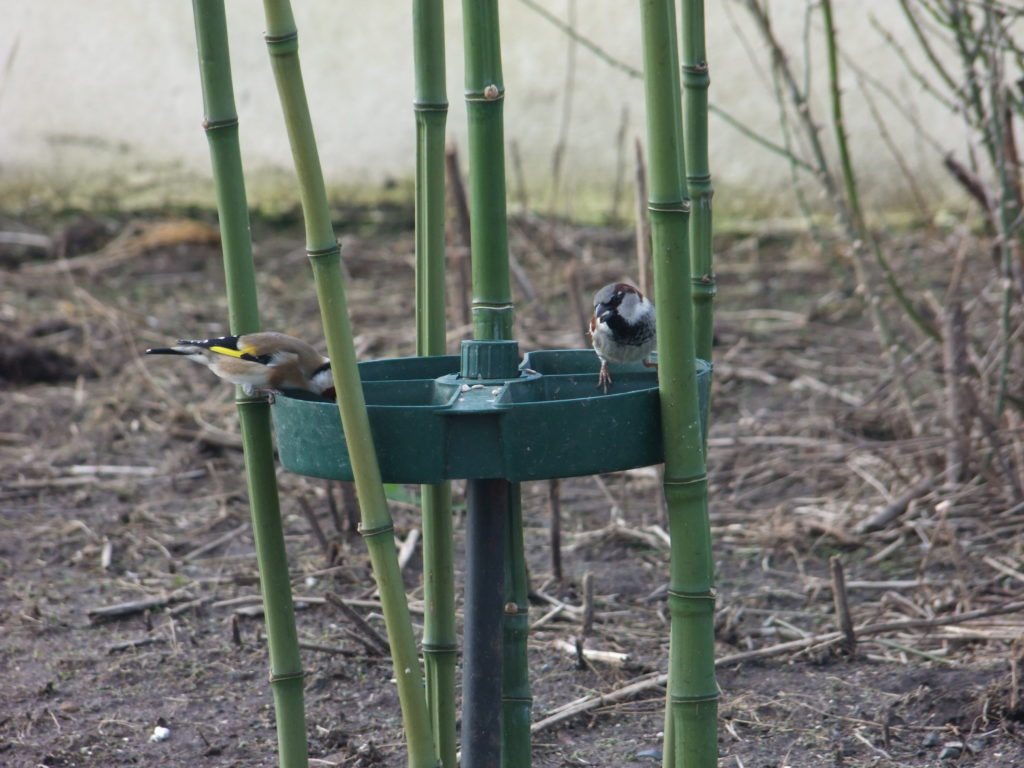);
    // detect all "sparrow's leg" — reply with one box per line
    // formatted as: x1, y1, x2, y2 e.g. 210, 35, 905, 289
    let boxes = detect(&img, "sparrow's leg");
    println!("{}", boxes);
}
597, 360, 612, 393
